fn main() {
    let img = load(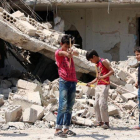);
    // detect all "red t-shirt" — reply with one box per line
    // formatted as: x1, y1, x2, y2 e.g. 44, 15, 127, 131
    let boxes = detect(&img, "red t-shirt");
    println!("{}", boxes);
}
96, 58, 110, 85
55, 49, 77, 82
